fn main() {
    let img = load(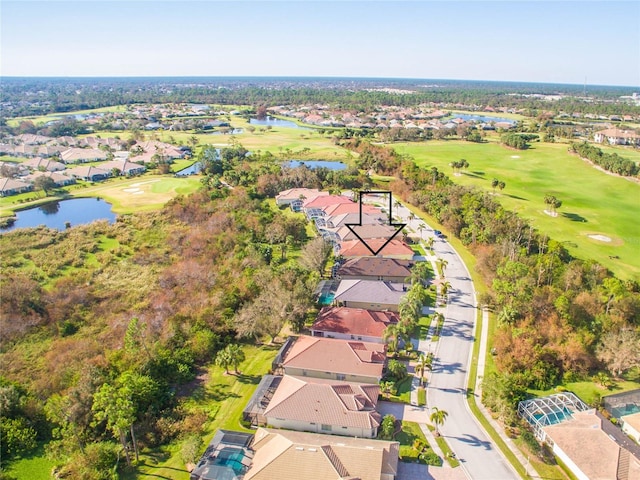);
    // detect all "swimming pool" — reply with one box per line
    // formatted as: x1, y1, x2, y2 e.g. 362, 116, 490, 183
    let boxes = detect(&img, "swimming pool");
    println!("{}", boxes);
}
215, 447, 247, 475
